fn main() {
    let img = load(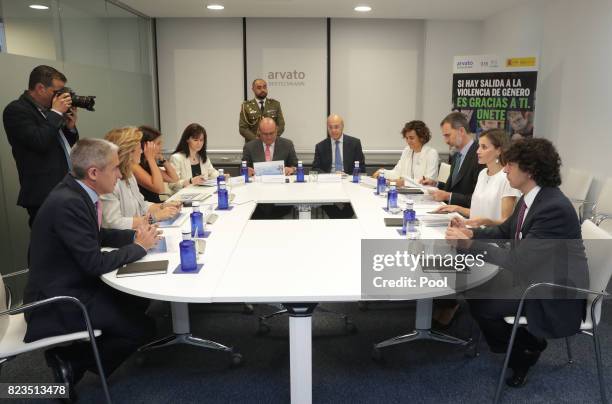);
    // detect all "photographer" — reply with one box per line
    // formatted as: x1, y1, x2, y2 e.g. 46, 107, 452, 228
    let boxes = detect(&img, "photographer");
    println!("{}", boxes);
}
3, 65, 79, 227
